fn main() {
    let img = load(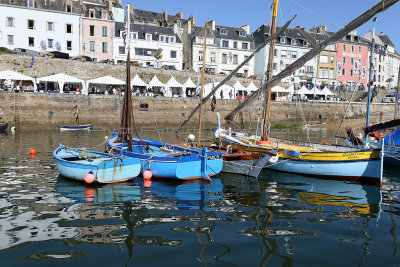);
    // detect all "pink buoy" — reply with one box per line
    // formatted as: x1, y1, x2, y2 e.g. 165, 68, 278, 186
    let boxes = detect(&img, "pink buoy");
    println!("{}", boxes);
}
143, 170, 152, 180
84, 171, 95, 184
